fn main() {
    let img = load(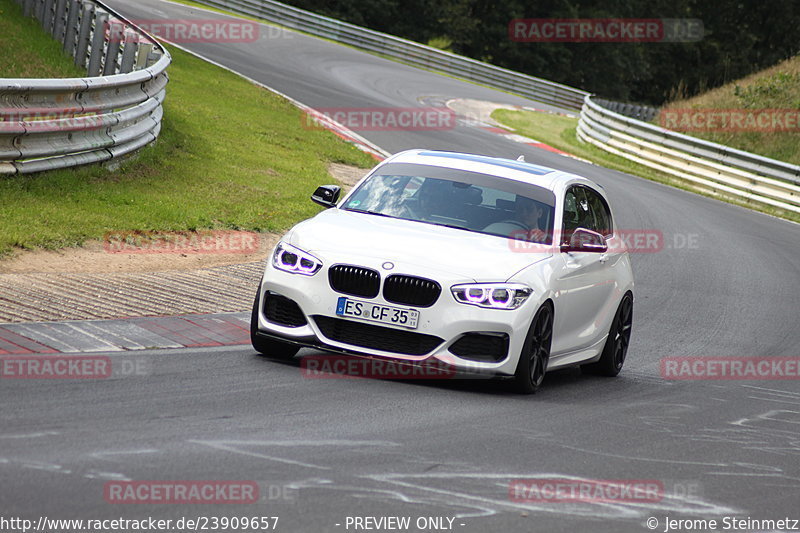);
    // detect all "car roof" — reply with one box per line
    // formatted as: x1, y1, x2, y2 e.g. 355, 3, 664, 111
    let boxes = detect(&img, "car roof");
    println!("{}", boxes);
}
384, 149, 598, 192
